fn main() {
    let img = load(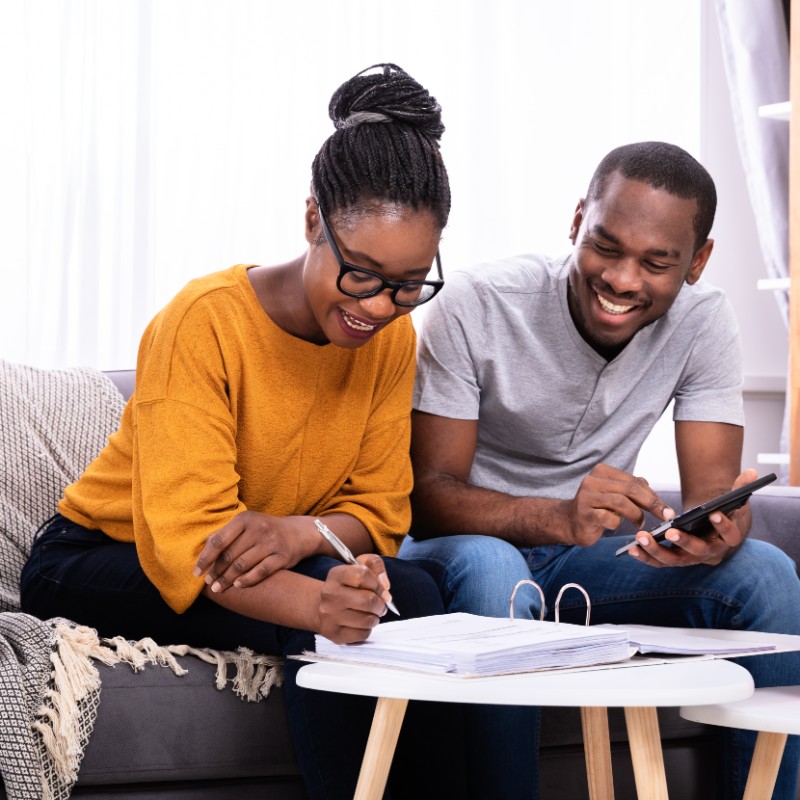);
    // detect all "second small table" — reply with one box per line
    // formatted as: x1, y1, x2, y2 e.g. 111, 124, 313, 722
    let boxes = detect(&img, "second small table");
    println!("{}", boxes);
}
680, 686, 800, 799
297, 657, 754, 800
